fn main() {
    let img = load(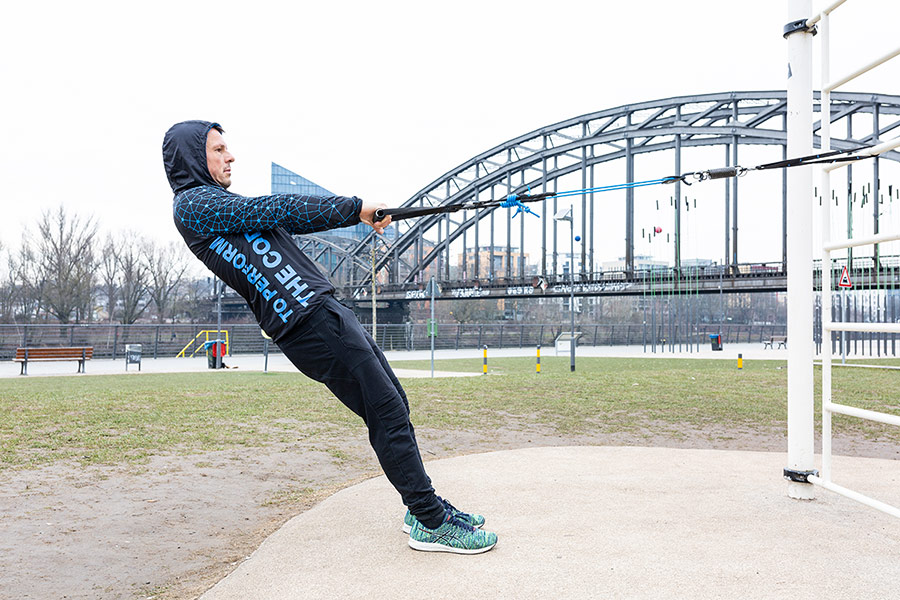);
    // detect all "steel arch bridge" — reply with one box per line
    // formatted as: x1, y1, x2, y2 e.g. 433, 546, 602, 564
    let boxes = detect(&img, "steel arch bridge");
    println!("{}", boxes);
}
327, 91, 900, 301
296, 234, 373, 281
